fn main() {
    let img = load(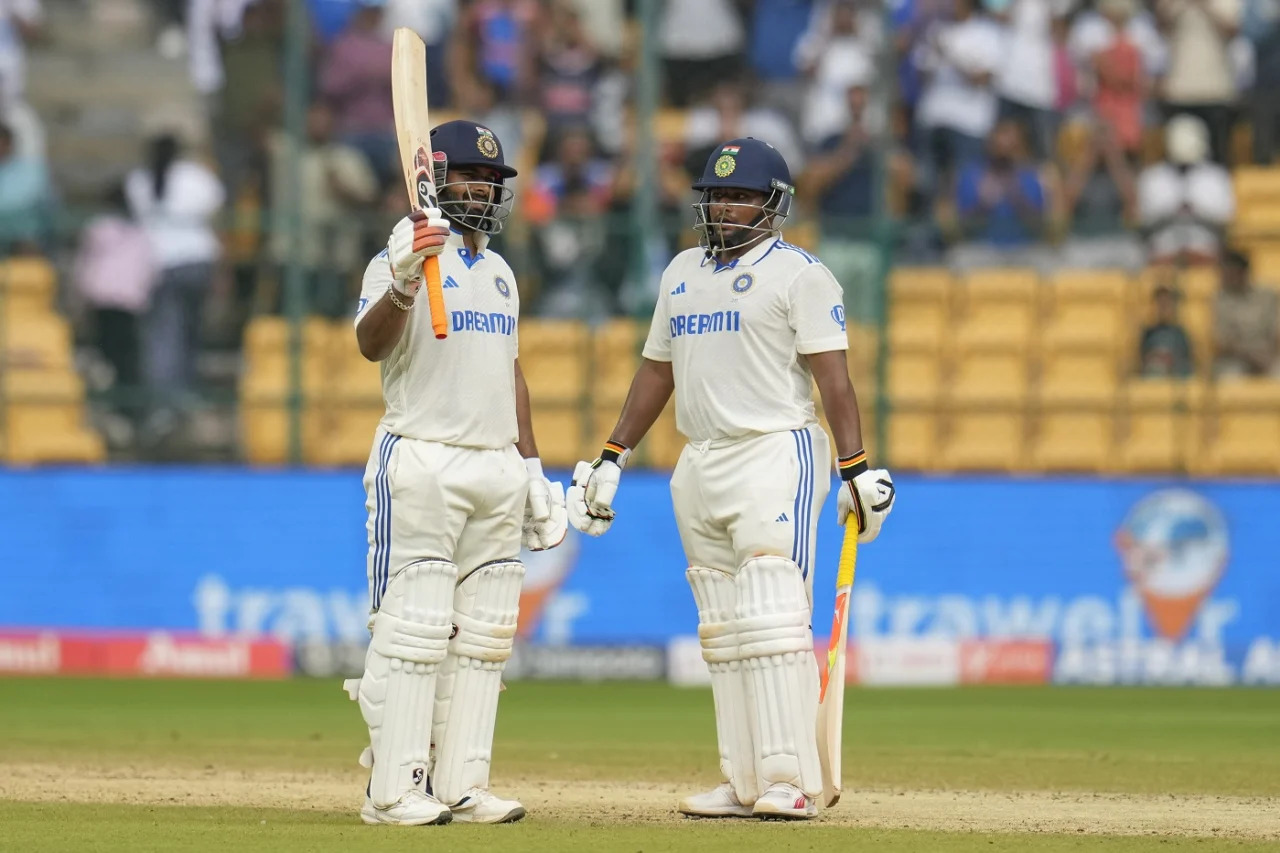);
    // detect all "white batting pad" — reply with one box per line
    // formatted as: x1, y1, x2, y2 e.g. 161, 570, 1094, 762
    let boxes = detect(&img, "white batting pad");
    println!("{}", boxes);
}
687, 566, 760, 805
736, 555, 822, 797
431, 560, 524, 805
358, 559, 457, 808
